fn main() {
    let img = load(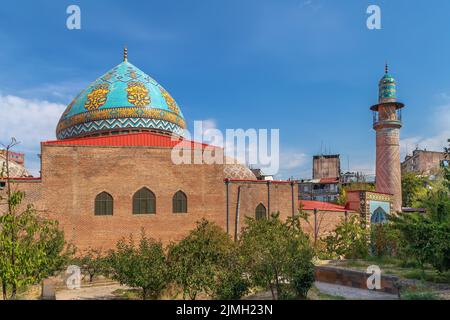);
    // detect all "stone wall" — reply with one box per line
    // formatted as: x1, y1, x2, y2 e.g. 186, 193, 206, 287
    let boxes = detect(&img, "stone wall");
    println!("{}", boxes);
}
315, 265, 400, 294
